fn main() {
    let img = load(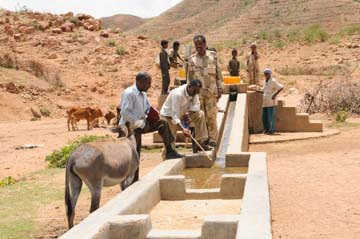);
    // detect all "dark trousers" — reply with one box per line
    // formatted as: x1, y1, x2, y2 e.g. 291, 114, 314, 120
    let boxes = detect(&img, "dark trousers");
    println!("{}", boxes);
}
133, 119, 175, 158
161, 70, 170, 95
262, 107, 276, 133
